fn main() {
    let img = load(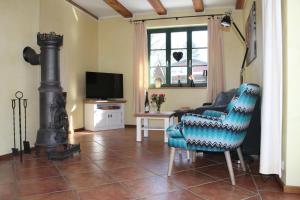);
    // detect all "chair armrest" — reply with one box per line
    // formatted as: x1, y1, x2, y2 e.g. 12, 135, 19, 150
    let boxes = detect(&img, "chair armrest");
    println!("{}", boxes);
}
173, 109, 195, 122
175, 105, 227, 122
173, 109, 194, 116
202, 110, 226, 118
194, 105, 227, 114
182, 113, 223, 123
202, 102, 212, 106
167, 123, 183, 138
